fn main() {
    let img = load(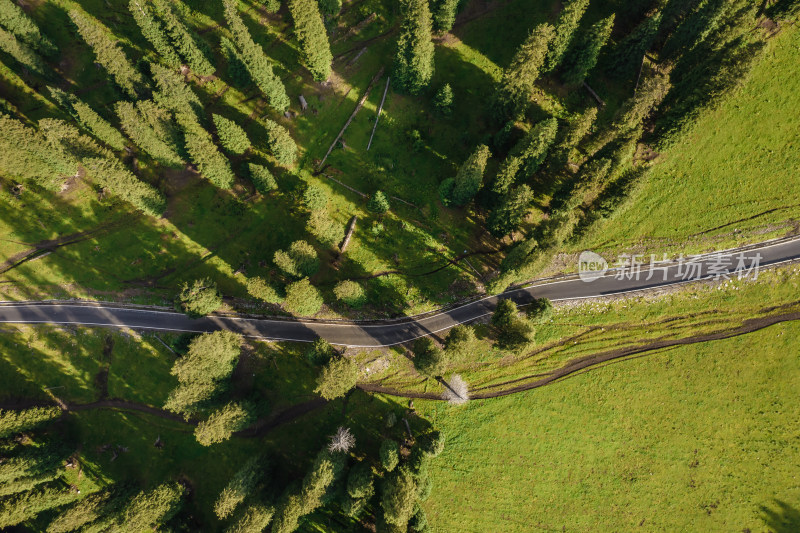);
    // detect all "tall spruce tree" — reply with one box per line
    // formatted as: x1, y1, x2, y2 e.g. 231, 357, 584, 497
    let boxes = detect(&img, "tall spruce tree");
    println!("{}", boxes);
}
660, 0, 728, 59
0, 27, 49, 78
214, 457, 261, 519
116, 99, 184, 168
0, 0, 56, 55
446, 144, 491, 206
222, 0, 290, 111
494, 23, 555, 117
213, 113, 251, 154
288, 0, 332, 81
263, 118, 297, 166
543, 0, 589, 72
562, 14, 614, 85
194, 402, 254, 446
69, 10, 145, 97
152, 0, 215, 75
0, 113, 77, 188
431, 0, 458, 33
177, 111, 235, 188
84, 157, 167, 215
518, 116, 558, 174
608, 10, 662, 78
0, 486, 76, 528
49, 87, 128, 151
150, 62, 202, 116
129, 0, 182, 67
392, 0, 435, 95
112, 483, 184, 532
488, 184, 534, 236
0, 407, 60, 438
220, 35, 250, 86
